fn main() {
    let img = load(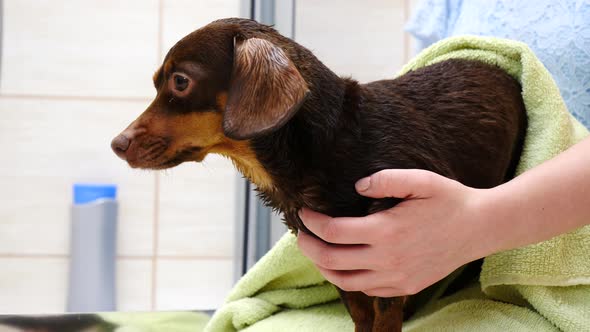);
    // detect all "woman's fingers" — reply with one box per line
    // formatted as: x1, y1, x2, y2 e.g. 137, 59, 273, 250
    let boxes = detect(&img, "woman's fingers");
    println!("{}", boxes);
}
356, 169, 440, 199
299, 208, 382, 244
362, 287, 405, 297
295, 169, 487, 298
297, 231, 381, 270
315, 266, 408, 295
